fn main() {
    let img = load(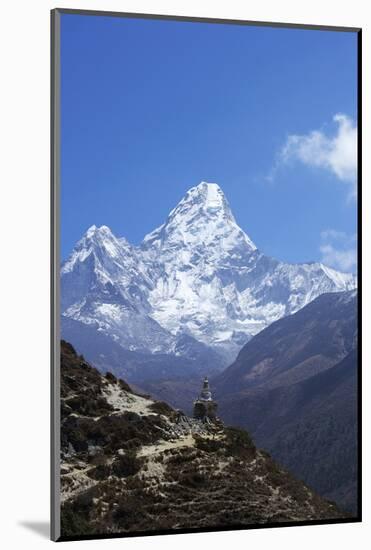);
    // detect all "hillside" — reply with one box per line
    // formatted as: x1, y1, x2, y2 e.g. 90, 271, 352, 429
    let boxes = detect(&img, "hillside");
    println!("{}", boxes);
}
60, 341, 347, 538
214, 291, 358, 513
